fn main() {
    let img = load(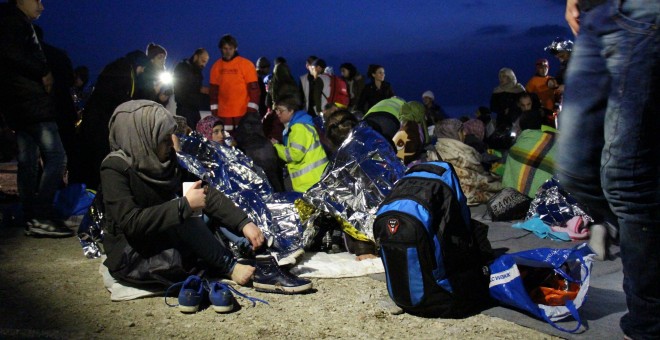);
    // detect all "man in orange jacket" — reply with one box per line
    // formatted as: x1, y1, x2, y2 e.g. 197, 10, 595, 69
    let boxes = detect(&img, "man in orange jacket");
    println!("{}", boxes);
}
209, 34, 260, 135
